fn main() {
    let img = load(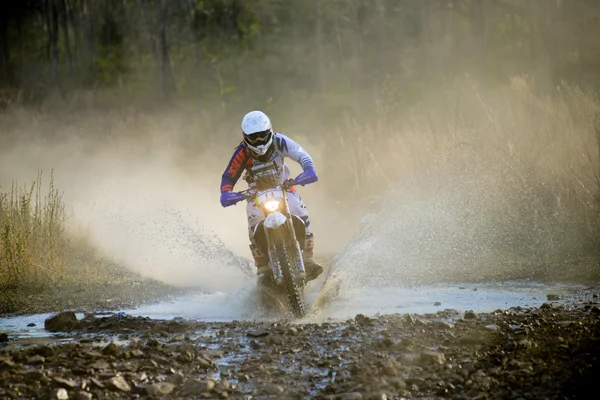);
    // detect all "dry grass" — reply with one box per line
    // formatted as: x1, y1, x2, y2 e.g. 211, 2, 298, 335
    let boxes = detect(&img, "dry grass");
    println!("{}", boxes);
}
0, 171, 66, 287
